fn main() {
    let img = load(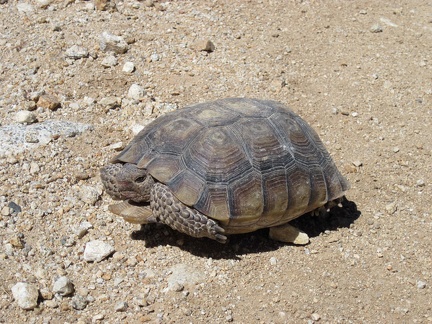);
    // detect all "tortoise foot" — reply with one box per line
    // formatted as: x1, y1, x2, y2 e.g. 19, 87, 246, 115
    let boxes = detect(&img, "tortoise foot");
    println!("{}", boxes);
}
269, 223, 309, 245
